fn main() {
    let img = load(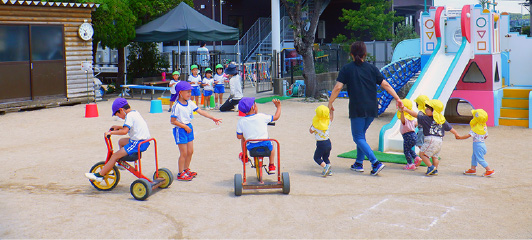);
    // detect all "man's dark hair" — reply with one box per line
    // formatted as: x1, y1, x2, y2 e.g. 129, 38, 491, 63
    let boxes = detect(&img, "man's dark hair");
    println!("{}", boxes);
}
200, 41, 206, 47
